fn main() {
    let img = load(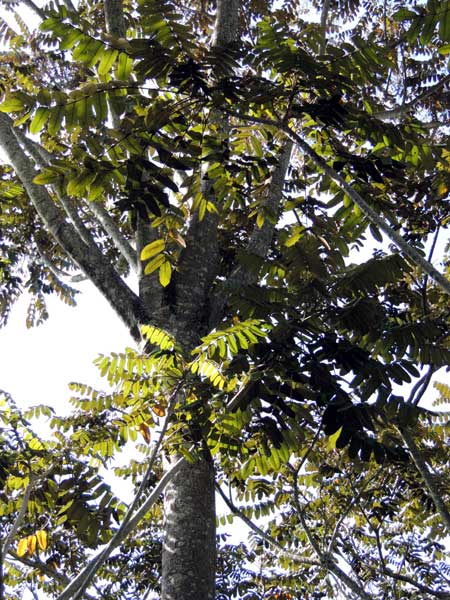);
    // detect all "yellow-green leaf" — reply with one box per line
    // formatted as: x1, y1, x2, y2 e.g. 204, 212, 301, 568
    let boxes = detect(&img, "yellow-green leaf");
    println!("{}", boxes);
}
116, 52, 133, 79
98, 48, 119, 76
144, 253, 165, 275
256, 212, 264, 228
0, 93, 29, 113
140, 238, 166, 261
33, 169, 61, 185
159, 260, 172, 287
326, 426, 343, 451
29, 107, 50, 135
